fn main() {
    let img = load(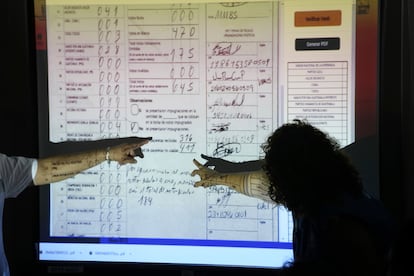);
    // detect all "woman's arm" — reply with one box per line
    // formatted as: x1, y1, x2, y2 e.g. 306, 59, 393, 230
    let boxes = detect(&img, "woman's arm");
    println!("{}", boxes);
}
191, 158, 273, 203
